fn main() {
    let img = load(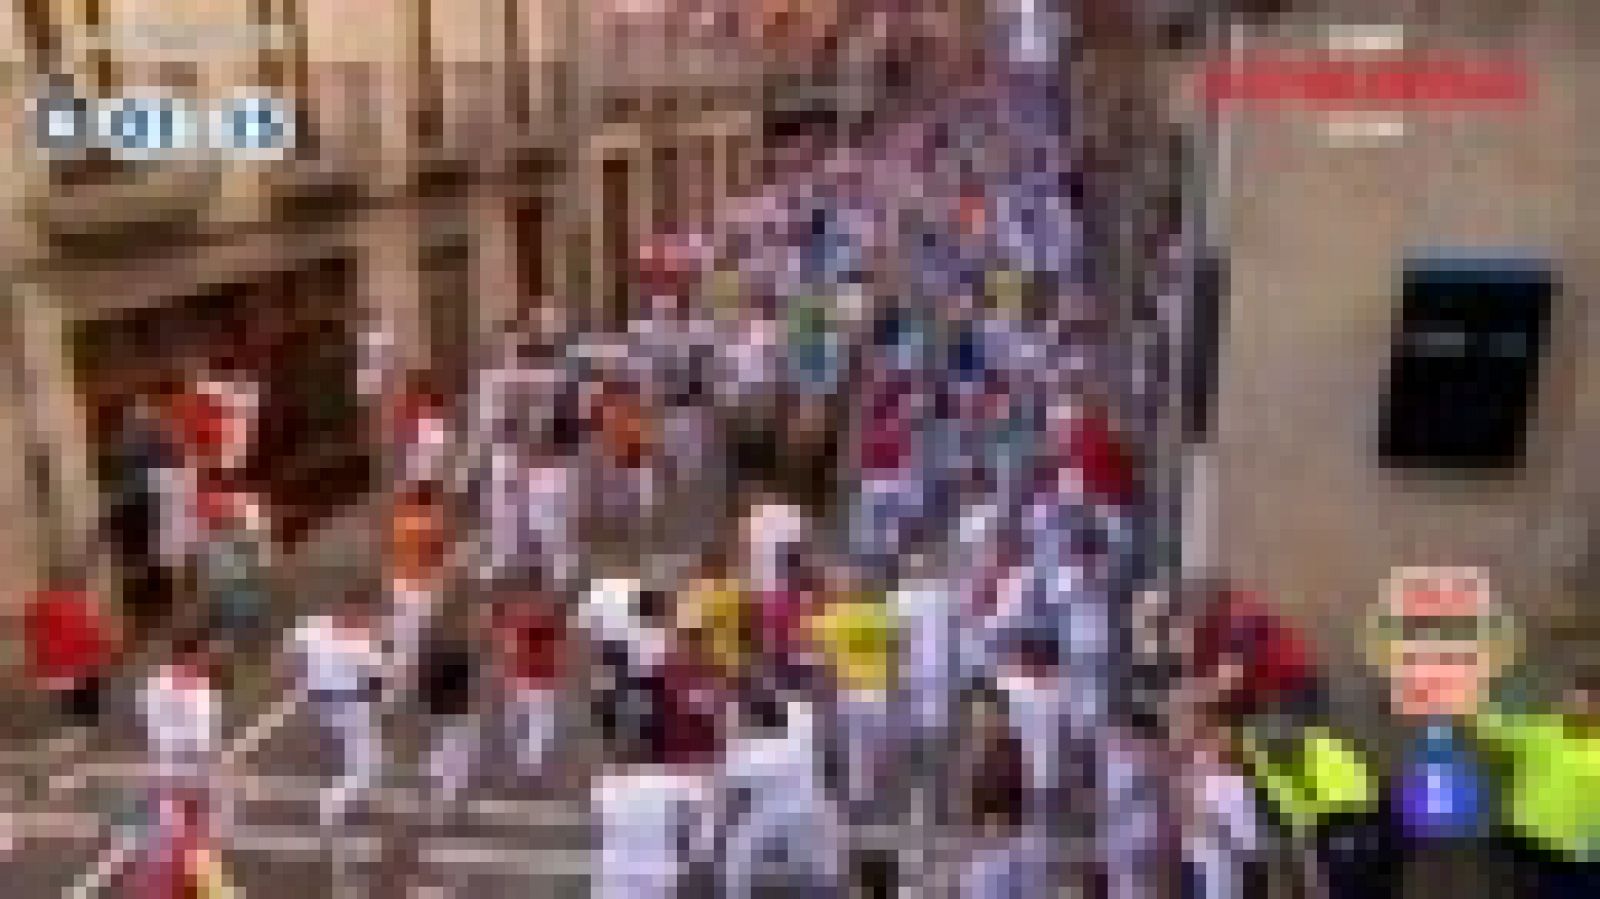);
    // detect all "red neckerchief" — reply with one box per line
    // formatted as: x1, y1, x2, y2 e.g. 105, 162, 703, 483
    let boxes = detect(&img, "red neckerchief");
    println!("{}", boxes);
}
169, 663, 207, 689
